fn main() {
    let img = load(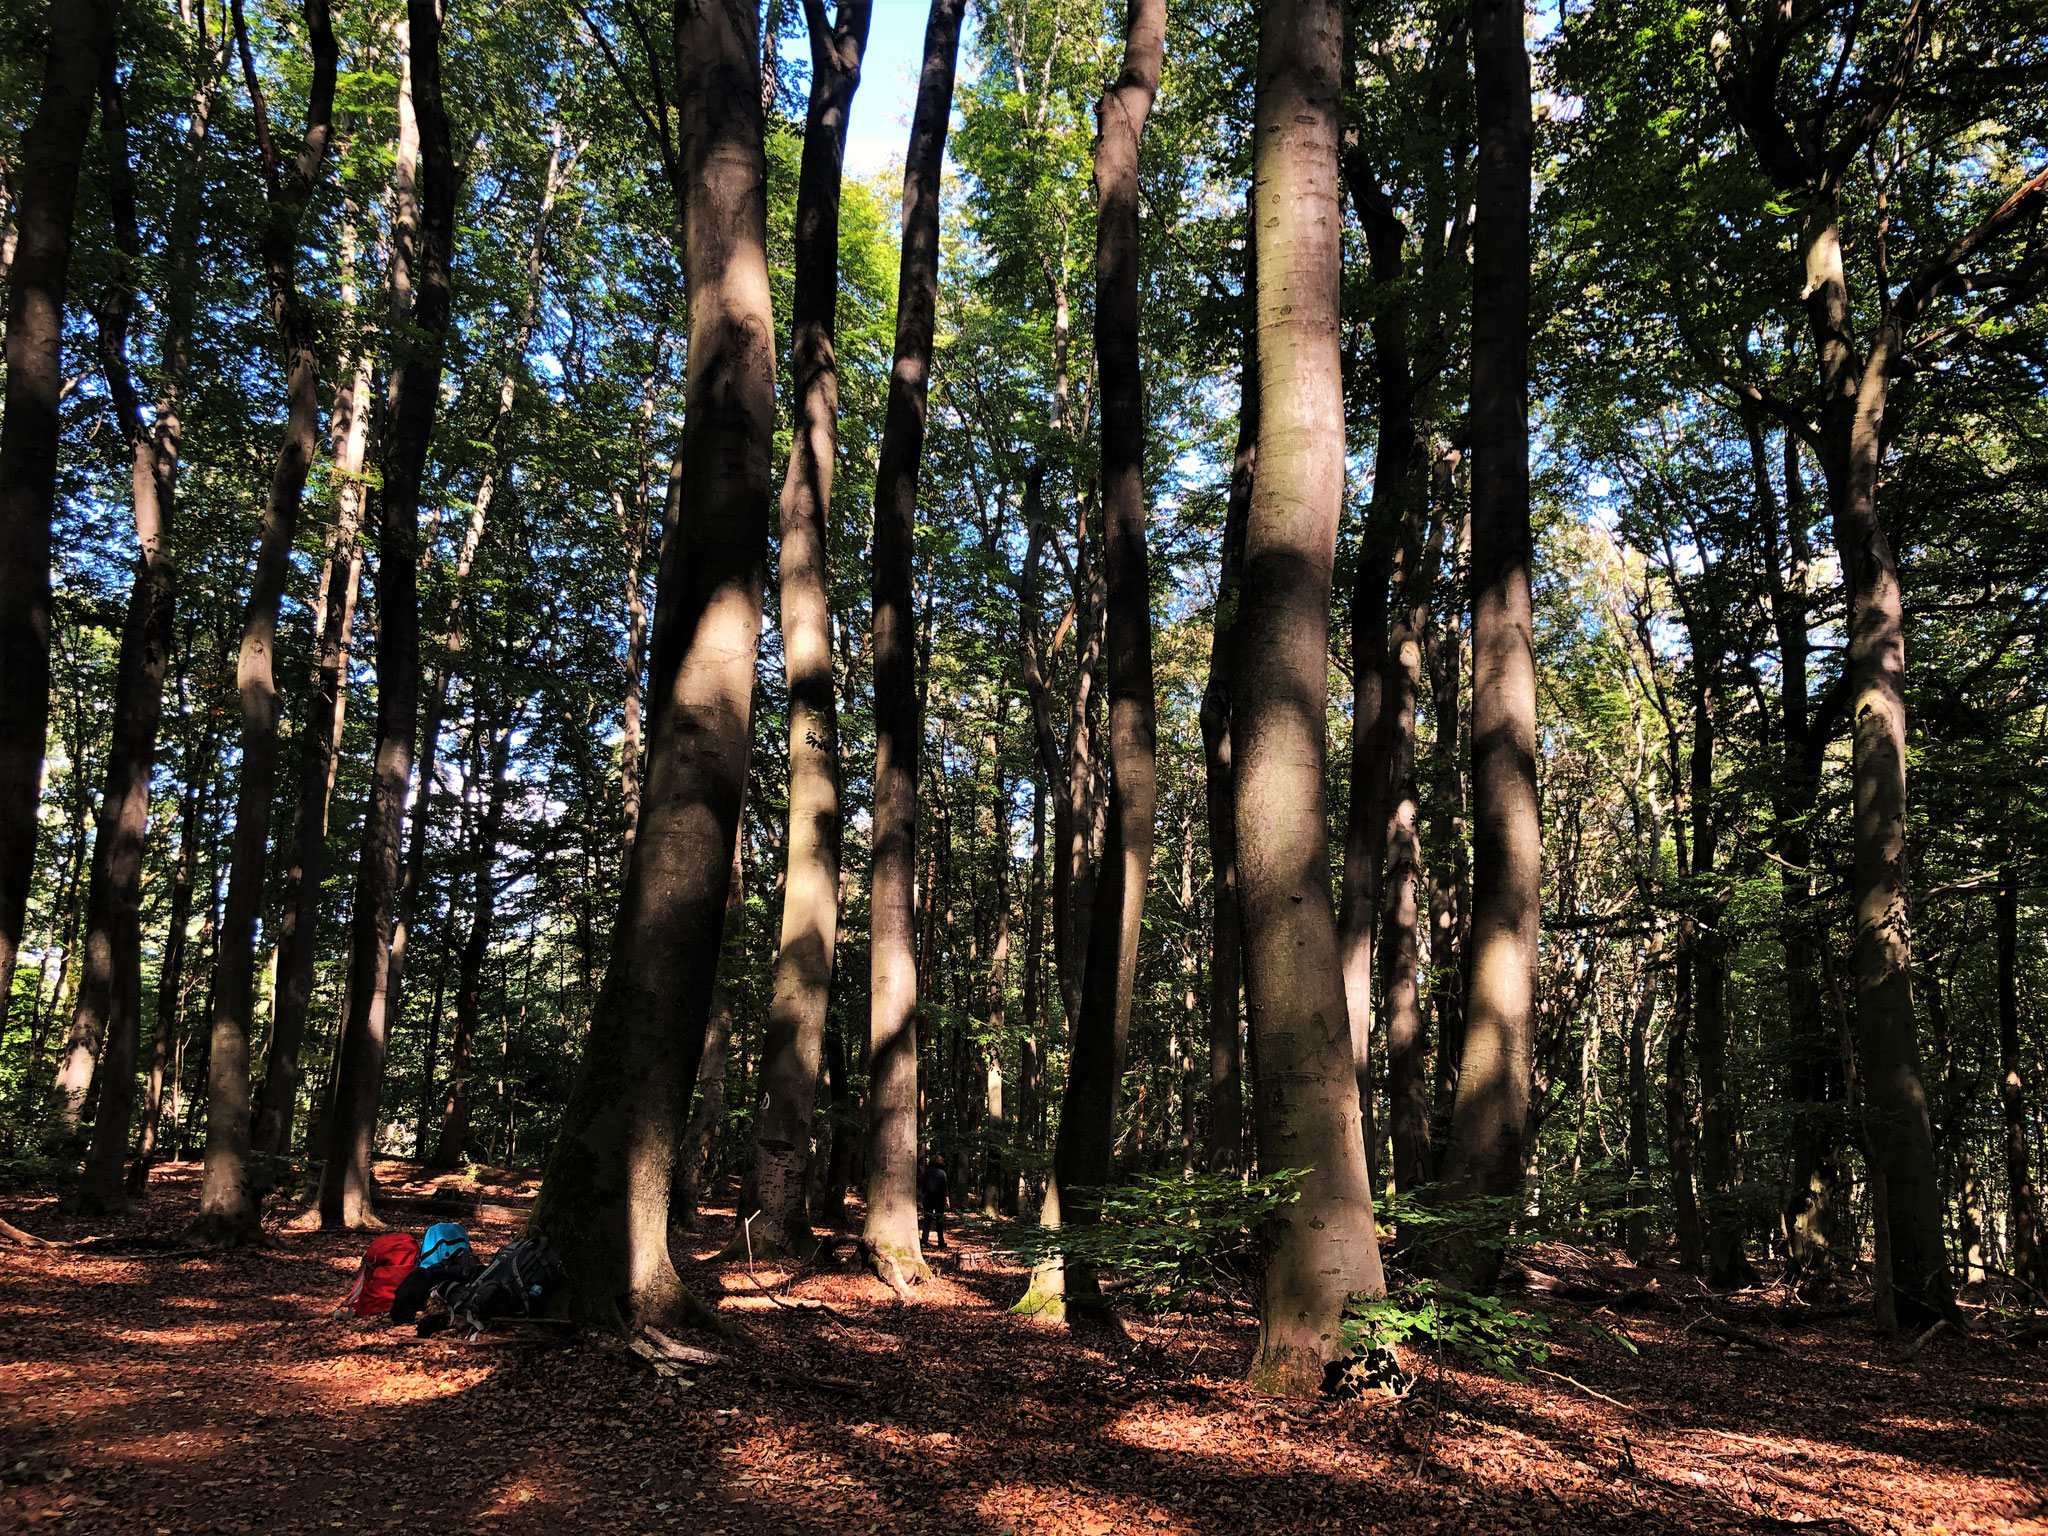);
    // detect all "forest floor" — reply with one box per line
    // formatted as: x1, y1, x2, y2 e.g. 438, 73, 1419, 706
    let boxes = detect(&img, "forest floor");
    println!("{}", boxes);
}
2, 1163, 2045, 1536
